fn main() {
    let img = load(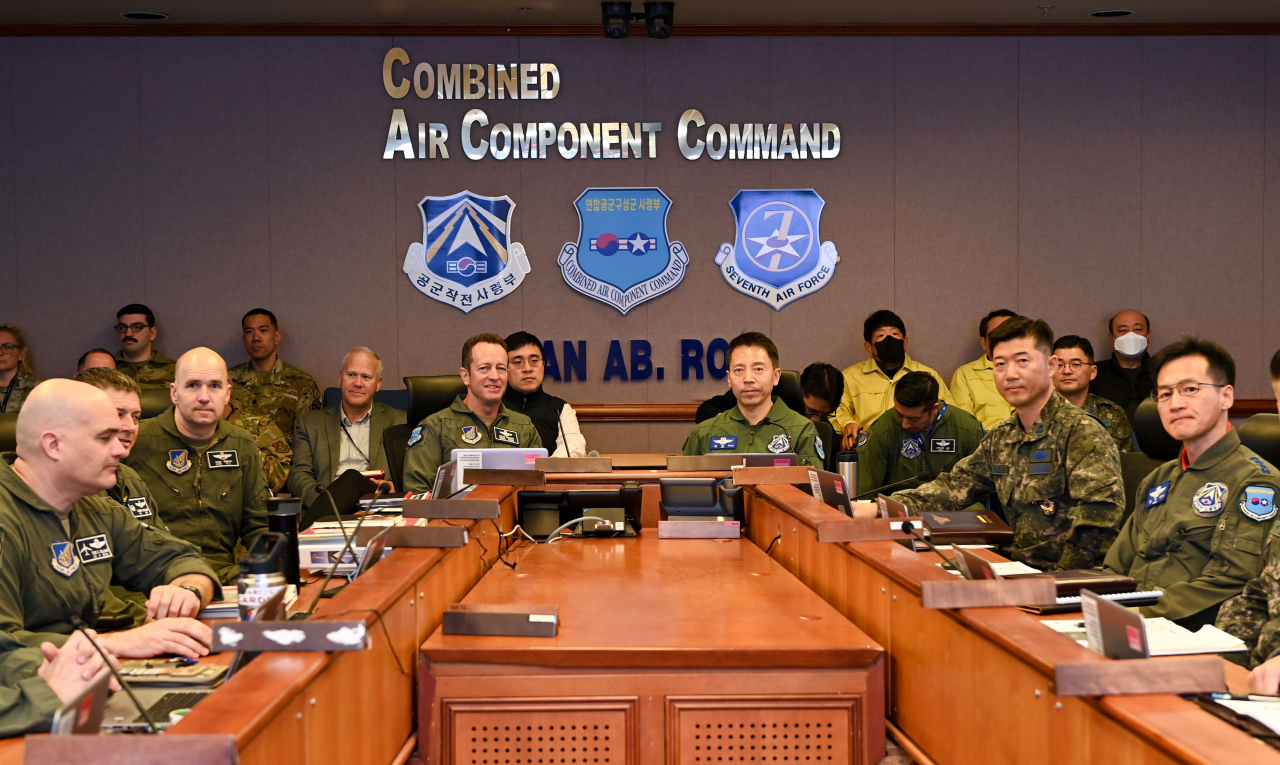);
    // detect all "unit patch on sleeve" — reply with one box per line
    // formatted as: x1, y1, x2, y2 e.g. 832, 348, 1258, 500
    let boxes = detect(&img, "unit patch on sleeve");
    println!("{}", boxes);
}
1241, 486, 1278, 522
125, 497, 152, 519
